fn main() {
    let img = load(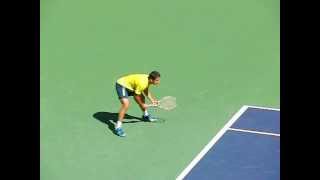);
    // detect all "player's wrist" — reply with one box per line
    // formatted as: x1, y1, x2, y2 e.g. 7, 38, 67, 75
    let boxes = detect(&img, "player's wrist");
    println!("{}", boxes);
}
142, 104, 147, 109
